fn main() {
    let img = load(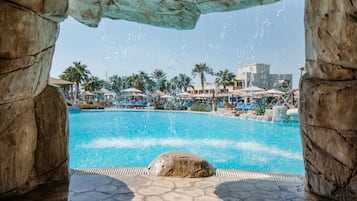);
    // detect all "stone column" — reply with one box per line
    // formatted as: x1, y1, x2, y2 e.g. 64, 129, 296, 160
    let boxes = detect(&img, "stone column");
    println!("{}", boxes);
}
301, 0, 357, 200
0, 0, 69, 198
